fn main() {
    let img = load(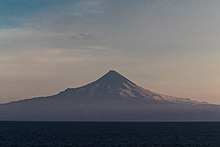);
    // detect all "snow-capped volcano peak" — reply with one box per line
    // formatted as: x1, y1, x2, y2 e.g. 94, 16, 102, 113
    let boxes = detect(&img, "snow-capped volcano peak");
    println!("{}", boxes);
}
92, 70, 148, 98
78, 70, 139, 98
